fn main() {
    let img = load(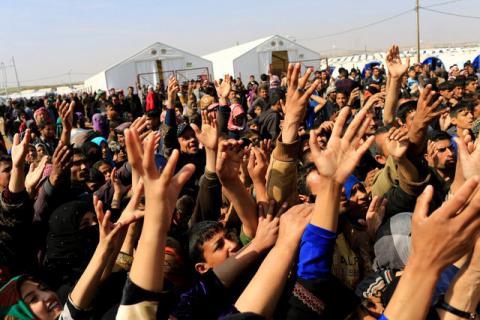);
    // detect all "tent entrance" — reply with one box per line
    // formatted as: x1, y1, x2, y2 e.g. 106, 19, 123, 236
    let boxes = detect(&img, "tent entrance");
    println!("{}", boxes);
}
156, 60, 165, 88
271, 50, 288, 76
